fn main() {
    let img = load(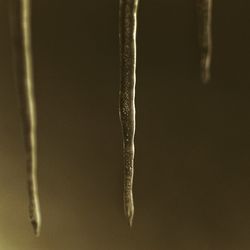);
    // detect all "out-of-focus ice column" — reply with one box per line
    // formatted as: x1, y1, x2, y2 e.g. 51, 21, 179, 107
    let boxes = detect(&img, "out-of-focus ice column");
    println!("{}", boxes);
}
197, 0, 213, 83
